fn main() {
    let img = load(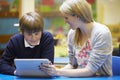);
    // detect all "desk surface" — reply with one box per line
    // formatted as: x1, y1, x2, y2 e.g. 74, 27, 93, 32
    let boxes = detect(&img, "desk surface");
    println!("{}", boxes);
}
54, 57, 69, 64
0, 74, 120, 80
